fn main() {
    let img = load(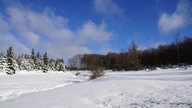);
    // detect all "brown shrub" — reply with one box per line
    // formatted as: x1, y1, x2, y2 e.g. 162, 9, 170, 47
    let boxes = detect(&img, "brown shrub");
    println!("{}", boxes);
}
90, 67, 105, 80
